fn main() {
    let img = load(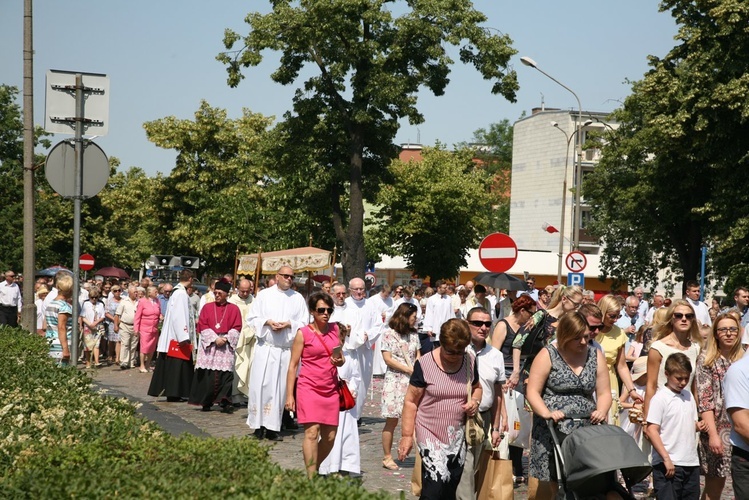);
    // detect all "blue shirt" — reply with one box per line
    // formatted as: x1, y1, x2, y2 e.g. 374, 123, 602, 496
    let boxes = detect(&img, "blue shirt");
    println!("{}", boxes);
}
725, 354, 749, 452
158, 294, 169, 314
